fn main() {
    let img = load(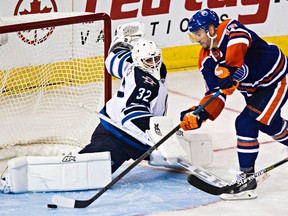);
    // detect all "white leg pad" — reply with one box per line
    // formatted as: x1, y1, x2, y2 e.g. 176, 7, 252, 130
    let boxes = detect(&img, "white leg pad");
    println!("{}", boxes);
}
148, 116, 213, 168
1, 152, 112, 193
148, 116, 187, 164
176, 131, 213, 166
